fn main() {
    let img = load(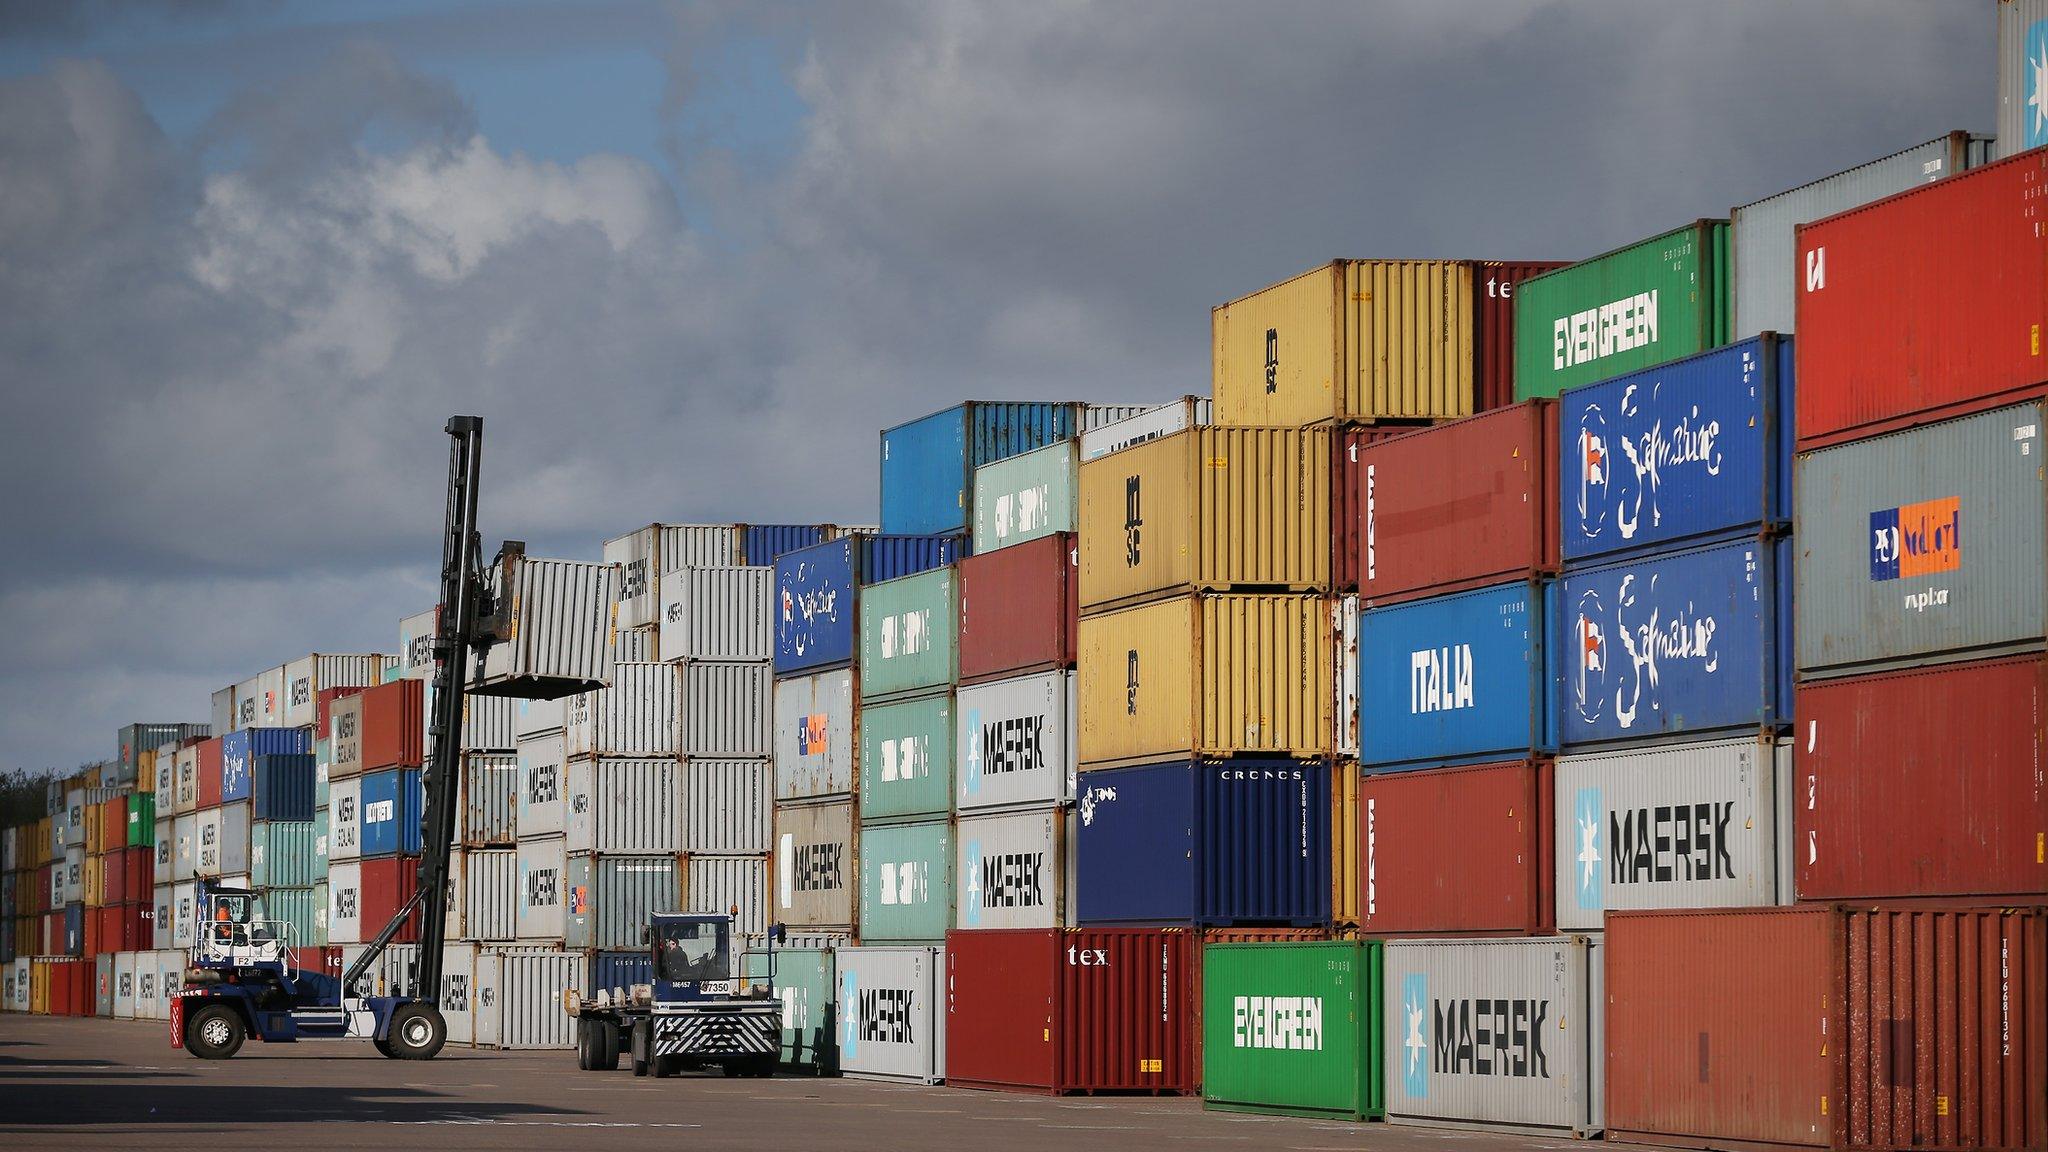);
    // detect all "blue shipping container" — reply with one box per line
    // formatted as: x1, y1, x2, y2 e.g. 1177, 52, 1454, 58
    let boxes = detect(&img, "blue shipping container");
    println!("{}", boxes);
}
1074, 759, 1330, 926
63, 902, 85, 956
220, 727, 313, 804
1561, 334, 1793, 563
249, 754, 317, 822
588, 949, 652, 995
880, 401, 1081, 535
359, 767, 423, 857
1359, 580, 1555, 769
774, 535, 967, 674
1557, 536, 1791, 748
739, 524, 835, 566
857, 532, 966, 585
